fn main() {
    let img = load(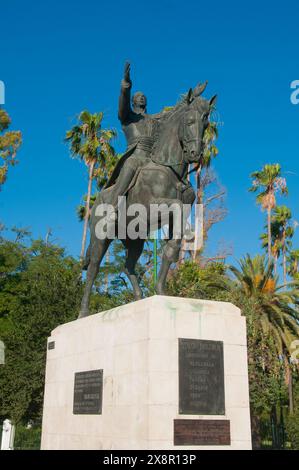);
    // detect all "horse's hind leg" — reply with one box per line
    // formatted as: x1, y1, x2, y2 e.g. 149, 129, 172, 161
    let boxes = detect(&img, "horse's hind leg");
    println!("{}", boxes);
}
156, 238, 181, 295
123, 238, 144, 300
79, 237, 111, 318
